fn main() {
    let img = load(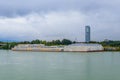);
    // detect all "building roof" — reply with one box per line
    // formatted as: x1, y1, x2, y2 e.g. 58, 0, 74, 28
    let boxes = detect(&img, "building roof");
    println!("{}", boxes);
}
69, 43, 102, 46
